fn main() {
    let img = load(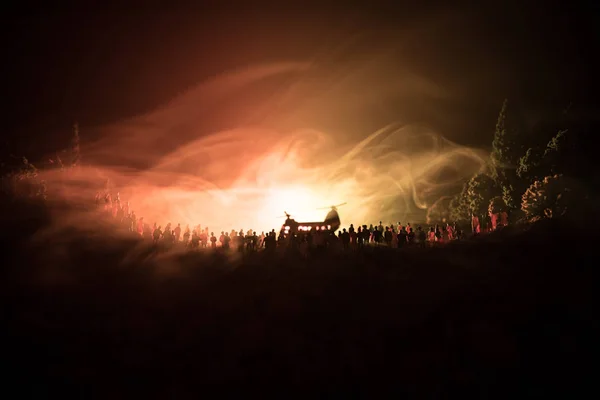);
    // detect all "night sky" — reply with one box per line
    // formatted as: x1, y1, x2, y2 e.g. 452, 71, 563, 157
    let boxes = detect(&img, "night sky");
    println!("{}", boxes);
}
2, 3, 598, 160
